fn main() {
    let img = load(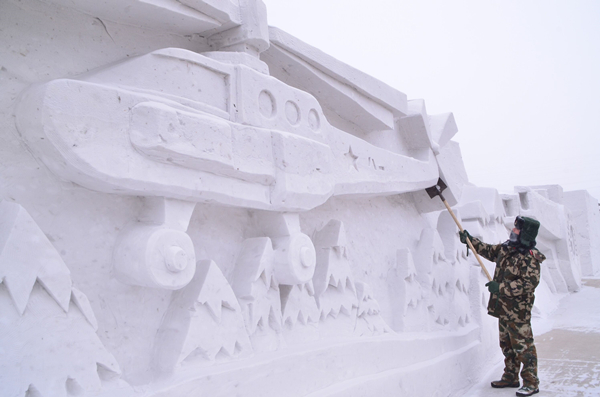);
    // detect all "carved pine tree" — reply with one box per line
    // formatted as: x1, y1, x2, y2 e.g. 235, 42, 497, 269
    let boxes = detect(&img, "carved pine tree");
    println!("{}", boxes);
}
153, 260, 252, 374
0, 201, 123, 397
231, 237, 284, 351
312, 220, 358, 337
